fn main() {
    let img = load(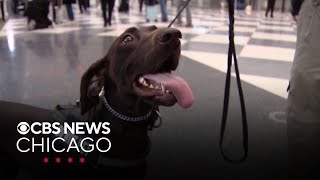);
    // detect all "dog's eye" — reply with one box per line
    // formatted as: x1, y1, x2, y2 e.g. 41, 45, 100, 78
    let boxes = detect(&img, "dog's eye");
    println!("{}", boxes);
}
123, 35, 133, 43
